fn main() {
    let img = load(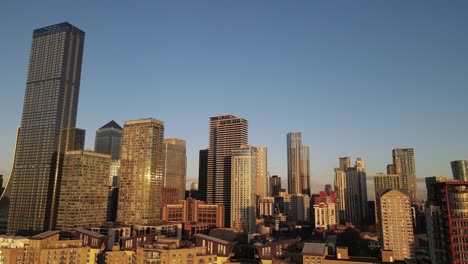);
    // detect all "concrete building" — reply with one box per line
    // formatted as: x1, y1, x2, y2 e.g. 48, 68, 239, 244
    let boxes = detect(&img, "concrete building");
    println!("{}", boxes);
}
392, 148, 417, 202
254, 238, 301, 264
313, 191, 339, 229
425, 179, 468, 264
258, 197, 275, 217
161, 198, 224, 228
230, 145, 257, 233
8, 22, 85, 234
379, 189, 414, 261
255, 147, 268, 198
117, 118, 165, 225
56, 150, 111, 231
0, 235, 29, 263
287, 132, 310, 195
334, 168, 347, 224
163, 138, 187, 200
207, 115, 248, 227
451, 160, 468, 181
373, 173, 401, 223
194, 234, 237, 264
